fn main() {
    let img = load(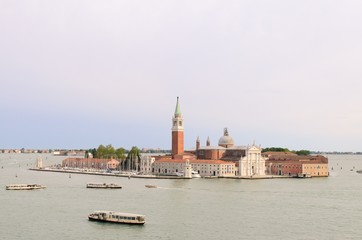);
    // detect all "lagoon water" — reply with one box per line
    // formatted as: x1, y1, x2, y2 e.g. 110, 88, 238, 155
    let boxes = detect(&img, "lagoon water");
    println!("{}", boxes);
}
1, 153, 362, 240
